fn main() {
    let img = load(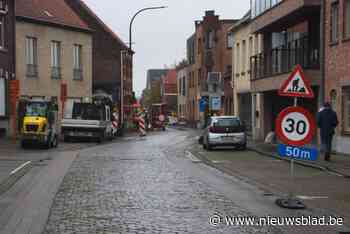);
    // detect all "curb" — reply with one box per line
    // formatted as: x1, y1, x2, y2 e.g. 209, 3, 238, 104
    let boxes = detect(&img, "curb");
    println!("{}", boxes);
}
248, 146, 350, 178
0, 161, 33, 196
